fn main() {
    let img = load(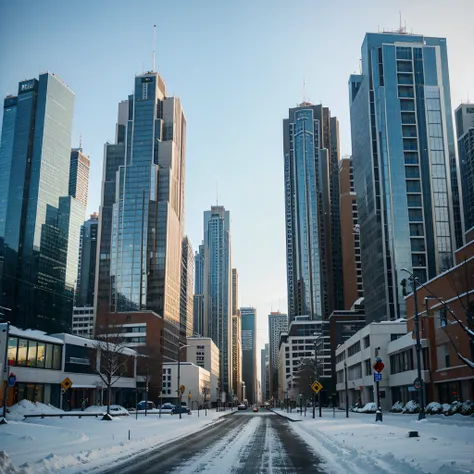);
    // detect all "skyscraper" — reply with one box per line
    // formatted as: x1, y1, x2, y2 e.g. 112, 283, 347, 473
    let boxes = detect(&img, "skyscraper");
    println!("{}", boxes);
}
95, 72, 186, 360
268, 311, 287, 400
349, 32, 461, 322
232, 268, 238, 315
240, 306, 256, 404
193, 243, 205, 336
0, 73, 76, 333
283, 103, 343, 322
76, 213, 99, 307
231, 267, 241, 400
180, 236, 194, 338
203, 205, 232, 394
69, 147, 90, 207
455, 104, 474, 233
339, 157, 364, 309
261, 343, 269, 403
